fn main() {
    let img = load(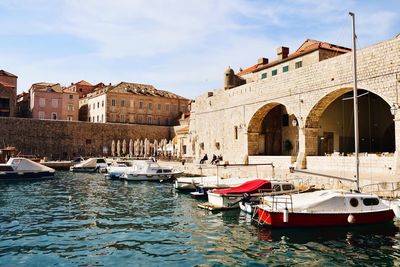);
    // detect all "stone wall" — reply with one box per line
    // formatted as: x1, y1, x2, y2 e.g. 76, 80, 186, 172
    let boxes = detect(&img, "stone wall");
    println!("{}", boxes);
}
0, 117, 173, 160
190, 35, 400, 177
